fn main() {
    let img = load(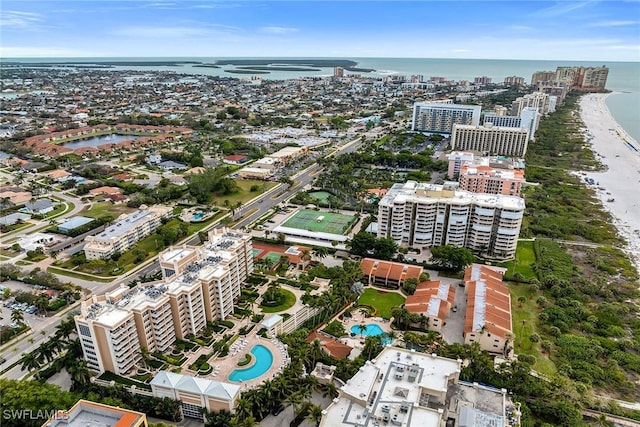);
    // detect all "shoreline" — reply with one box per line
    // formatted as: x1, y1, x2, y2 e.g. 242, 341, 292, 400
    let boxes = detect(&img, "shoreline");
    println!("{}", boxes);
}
578, 93, 640, 273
